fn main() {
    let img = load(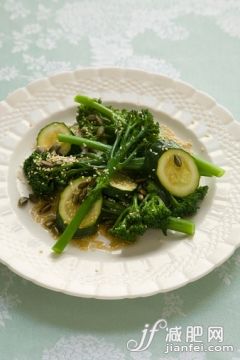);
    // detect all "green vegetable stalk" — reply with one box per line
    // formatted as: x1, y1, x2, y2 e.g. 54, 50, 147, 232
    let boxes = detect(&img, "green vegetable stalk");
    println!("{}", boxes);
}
192, 156, 224, 177
167, 217, 195, 235
75, 95, 114, 119
58, 134, 111, 153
